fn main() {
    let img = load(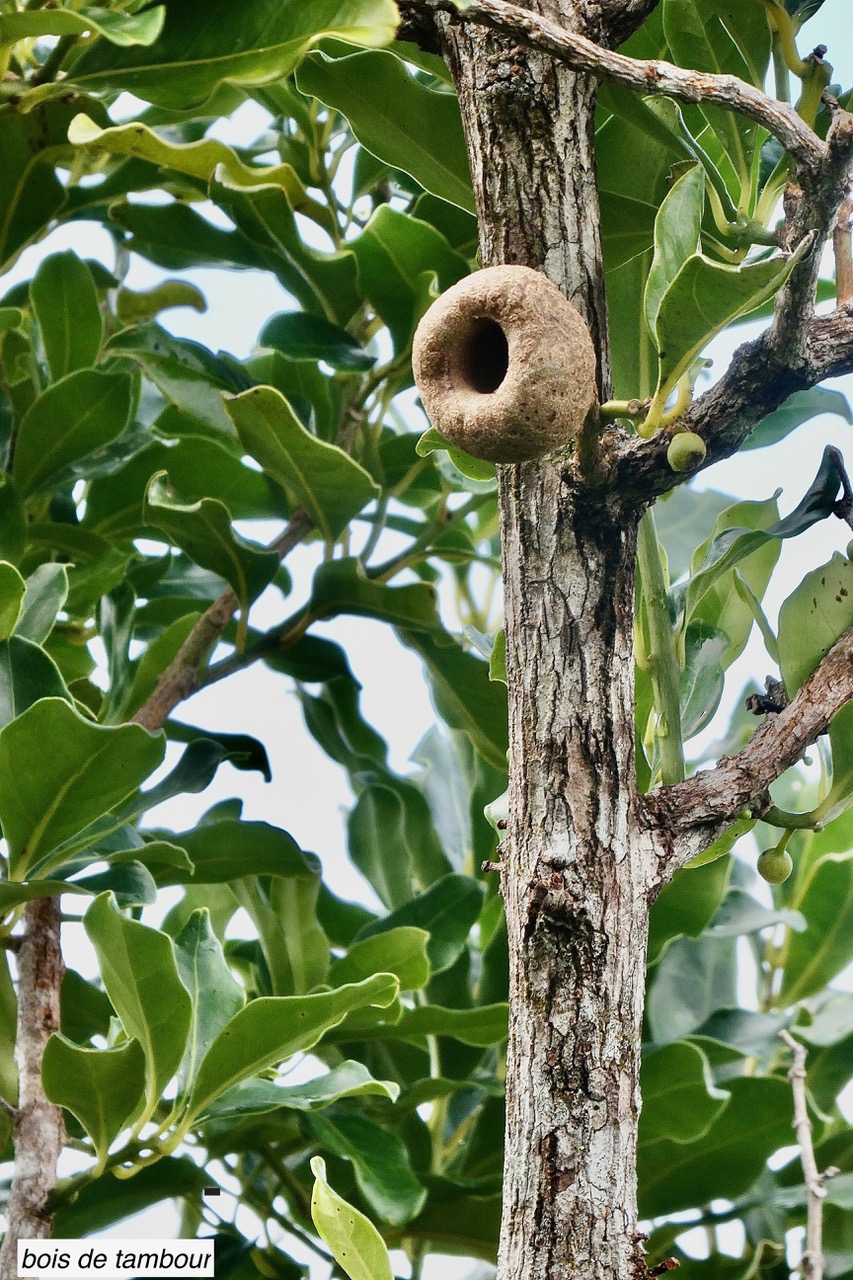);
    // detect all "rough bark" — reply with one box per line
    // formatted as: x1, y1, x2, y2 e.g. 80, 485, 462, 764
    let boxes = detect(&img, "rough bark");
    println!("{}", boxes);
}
442, 9, 649, 1277
0, 898, 65, 1280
